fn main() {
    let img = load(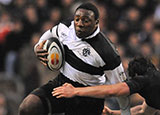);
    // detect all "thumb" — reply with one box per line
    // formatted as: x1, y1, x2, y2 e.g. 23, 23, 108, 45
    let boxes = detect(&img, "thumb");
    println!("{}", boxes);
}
39, 40, 46, 49
63, 83, 70, 86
